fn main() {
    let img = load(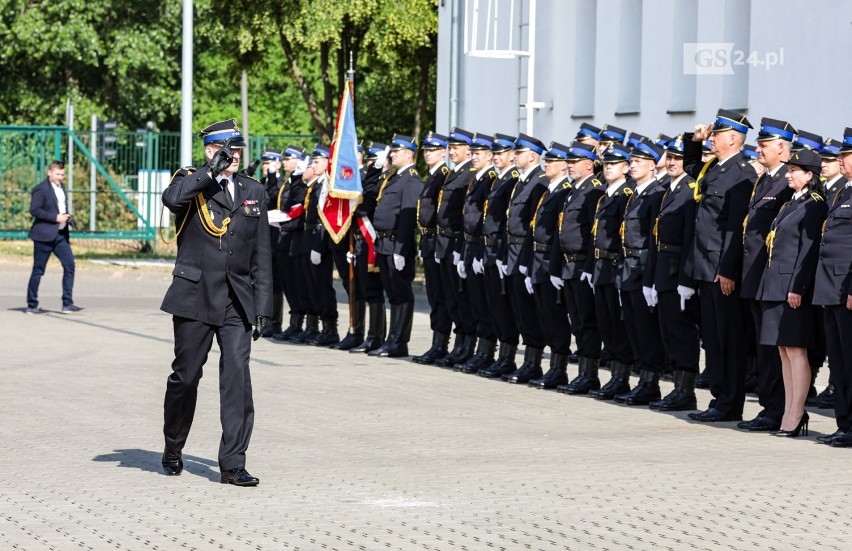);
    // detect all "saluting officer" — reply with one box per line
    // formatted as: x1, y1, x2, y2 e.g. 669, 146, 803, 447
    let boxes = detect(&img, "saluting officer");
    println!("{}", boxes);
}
369, 134, 422, 357
477, 134, 522, 379
434, 128, 478, 367
738, 118, 796, 432
456, 133, 499, 374
813, 127, 852, 447
160, 119, 271, 486
588, 143, 636, 400
522, 141, 574, 389
412, 133, 453, 364
502, 133, 548, 383
684, 109, 757, 423
645, 136, 701, 411
550, 142, 605, 395
613, 138, 667, 406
